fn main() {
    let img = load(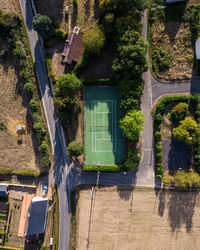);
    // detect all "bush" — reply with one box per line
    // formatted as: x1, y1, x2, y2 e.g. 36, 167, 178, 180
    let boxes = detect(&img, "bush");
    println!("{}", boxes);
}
41, 155, 49, 168
12, 40, 26, 59
29, 99, 40, 112
154, 114, 162, 129
82, 165, 121, 171
73, 0, 78, 6
0, 122, 6, 131
152, 49, 171, 72
170, 102, 189, 122
39, 141, 48, 156
83, 24, 105, 56
24, 82, 34, 97
154, 131, 162, 141
173, 171, 200, 188
54, 29, 67, 39
123, 149, 140, 171
67, 141, 84, 157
